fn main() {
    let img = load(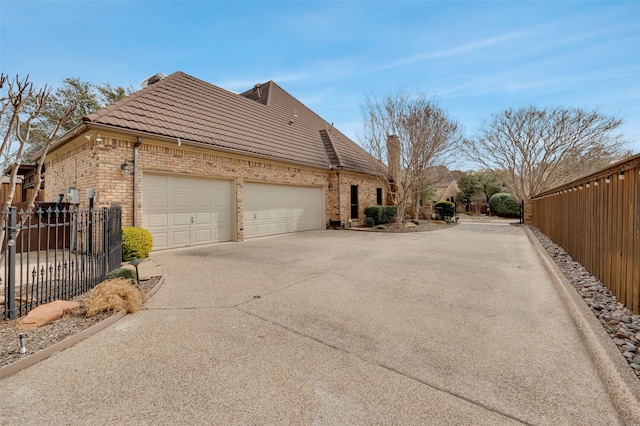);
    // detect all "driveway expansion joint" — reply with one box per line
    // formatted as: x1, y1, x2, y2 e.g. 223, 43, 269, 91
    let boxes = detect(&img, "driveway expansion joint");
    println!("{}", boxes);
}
236, 307, 535, 426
